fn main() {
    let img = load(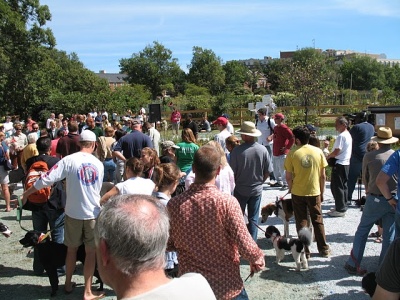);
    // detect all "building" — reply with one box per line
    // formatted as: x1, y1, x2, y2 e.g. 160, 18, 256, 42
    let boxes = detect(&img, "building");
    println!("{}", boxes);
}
96, 70, 127, 90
